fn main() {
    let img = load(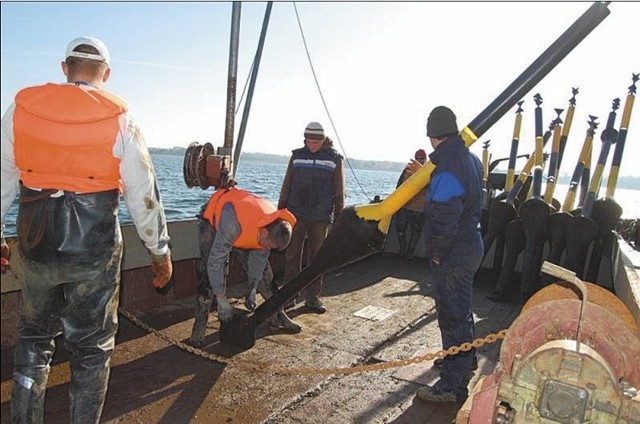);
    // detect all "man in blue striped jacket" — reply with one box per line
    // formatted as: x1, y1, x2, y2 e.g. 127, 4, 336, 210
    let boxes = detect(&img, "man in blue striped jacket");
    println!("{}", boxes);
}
278, 122, 345, 314
416, 106, 484, 404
